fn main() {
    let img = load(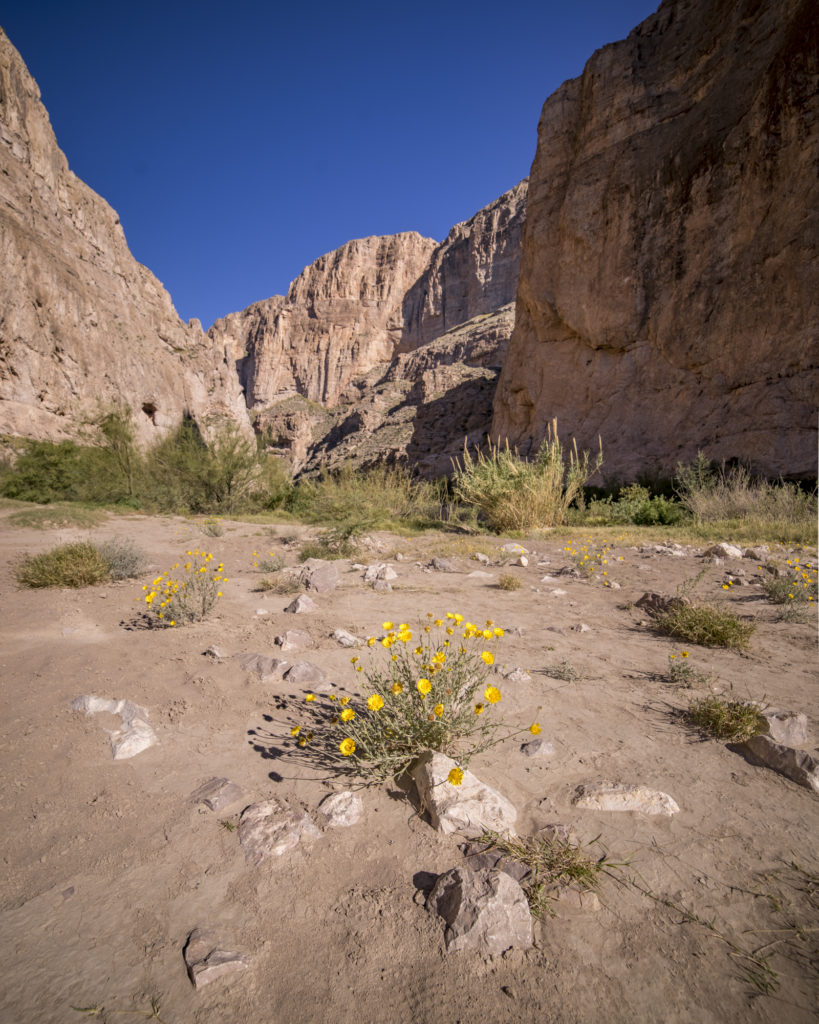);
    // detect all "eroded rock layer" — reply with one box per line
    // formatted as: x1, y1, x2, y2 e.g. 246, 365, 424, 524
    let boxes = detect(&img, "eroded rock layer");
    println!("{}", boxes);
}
493, 0, 818, 480
0, 29, 250, 446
